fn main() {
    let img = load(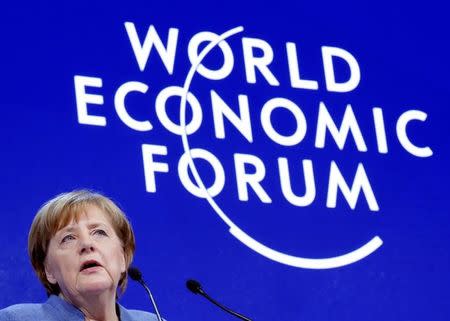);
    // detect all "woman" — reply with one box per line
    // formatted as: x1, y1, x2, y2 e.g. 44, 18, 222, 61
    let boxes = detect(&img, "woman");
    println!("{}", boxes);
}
0, 190, 159, 321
